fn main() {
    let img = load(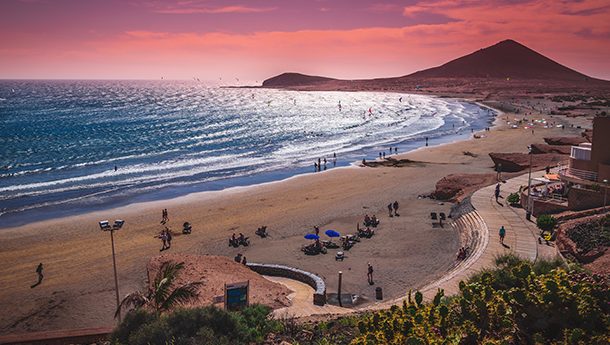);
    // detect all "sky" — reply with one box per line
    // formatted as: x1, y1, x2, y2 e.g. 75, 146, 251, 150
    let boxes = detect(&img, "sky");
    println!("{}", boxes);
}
0, 0, 609, 81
